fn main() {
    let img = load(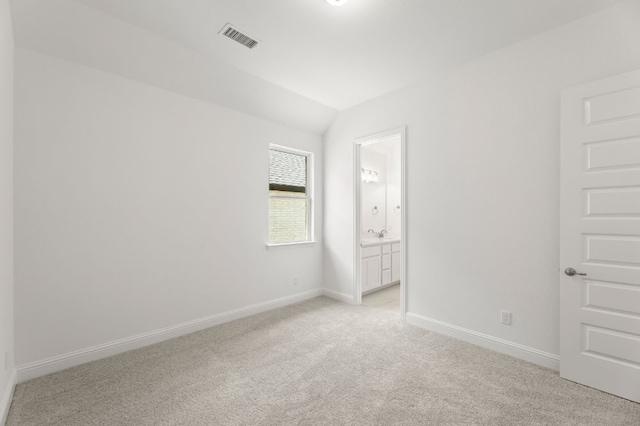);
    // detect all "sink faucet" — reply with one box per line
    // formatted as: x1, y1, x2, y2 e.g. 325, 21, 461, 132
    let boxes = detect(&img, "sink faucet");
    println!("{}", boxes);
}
379, 230, 388, 239
367, 229, 375, 235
